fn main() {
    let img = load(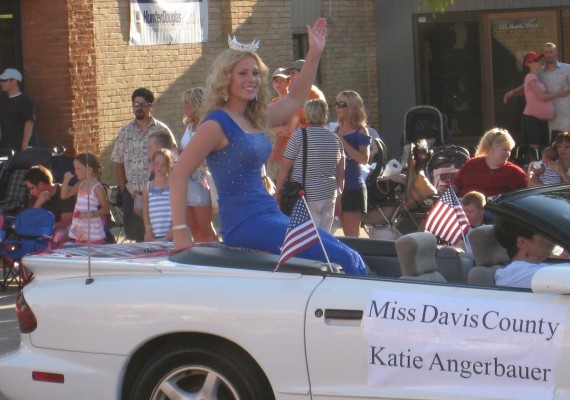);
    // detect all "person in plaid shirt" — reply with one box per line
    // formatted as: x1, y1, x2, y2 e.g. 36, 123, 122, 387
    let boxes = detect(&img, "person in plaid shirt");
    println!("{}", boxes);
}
111, 88, 177, 242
